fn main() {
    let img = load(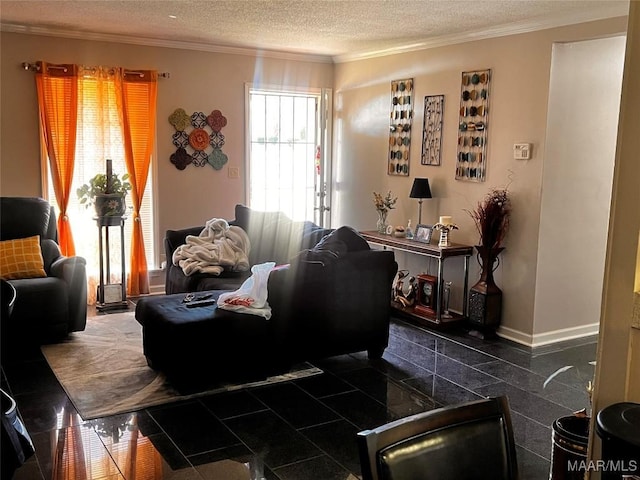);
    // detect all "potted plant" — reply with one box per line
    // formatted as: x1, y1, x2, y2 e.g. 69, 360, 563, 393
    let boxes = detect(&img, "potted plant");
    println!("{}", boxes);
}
77, 163, 131, 217
466, 187, 511, 337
